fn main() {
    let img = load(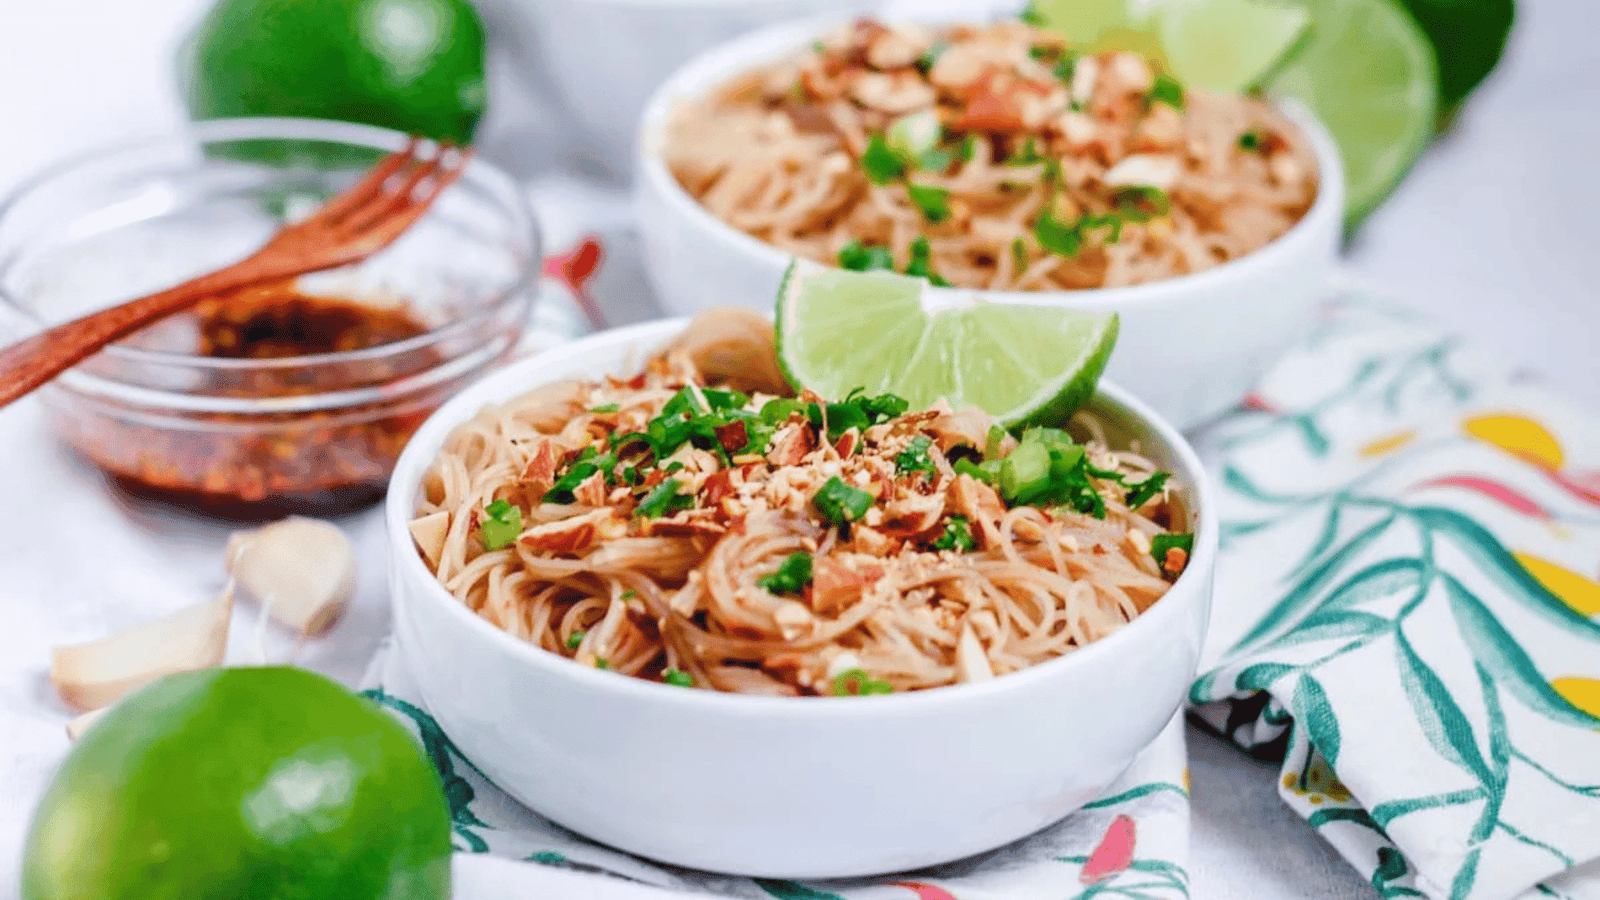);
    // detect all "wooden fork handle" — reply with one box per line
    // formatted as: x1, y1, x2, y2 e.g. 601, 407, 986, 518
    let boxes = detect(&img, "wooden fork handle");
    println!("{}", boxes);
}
0, 265, 269, 410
